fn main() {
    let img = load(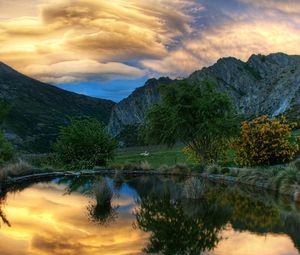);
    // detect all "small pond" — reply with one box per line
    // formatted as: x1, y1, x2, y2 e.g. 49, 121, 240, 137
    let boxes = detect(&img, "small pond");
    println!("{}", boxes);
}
0, 175, 300, 255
